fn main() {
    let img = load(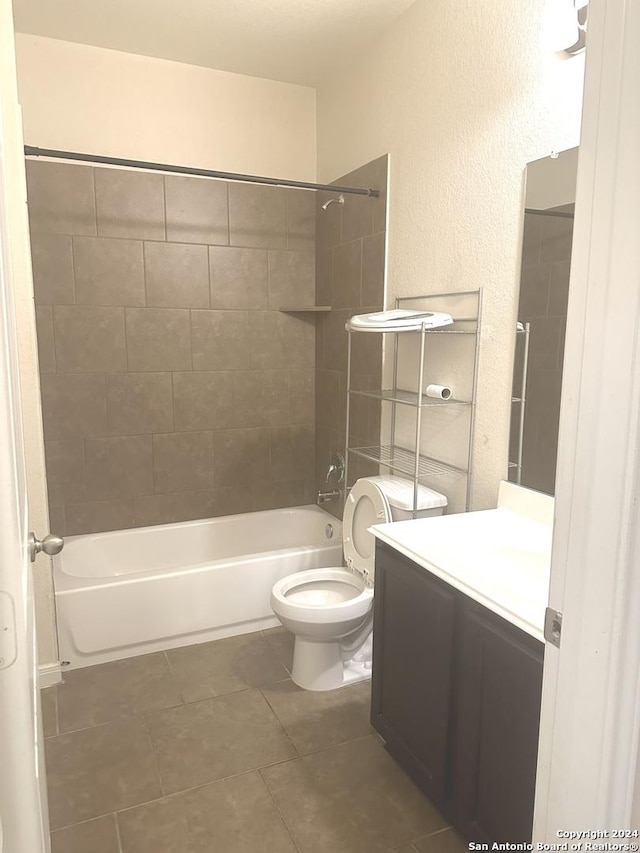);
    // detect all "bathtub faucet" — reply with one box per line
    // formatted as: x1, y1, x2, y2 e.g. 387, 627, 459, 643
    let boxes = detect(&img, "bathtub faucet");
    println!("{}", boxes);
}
325, 452, 345, 485
317, 489, 341, 504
